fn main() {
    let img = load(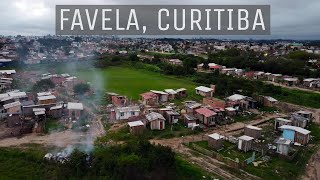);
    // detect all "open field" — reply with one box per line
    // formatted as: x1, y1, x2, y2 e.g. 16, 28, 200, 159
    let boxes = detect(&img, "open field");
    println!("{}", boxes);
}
73, 66, 199, 100
20, 62, 320, 108
22, 62, 200, 100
